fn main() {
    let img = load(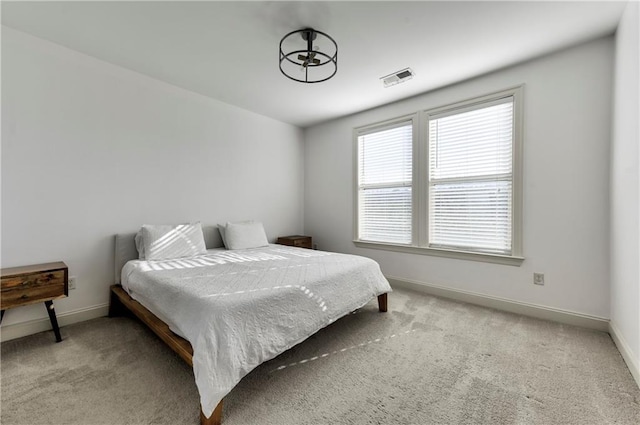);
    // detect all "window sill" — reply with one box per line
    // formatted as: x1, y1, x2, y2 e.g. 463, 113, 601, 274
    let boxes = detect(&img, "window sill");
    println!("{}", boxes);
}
353, 240, 524, 266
